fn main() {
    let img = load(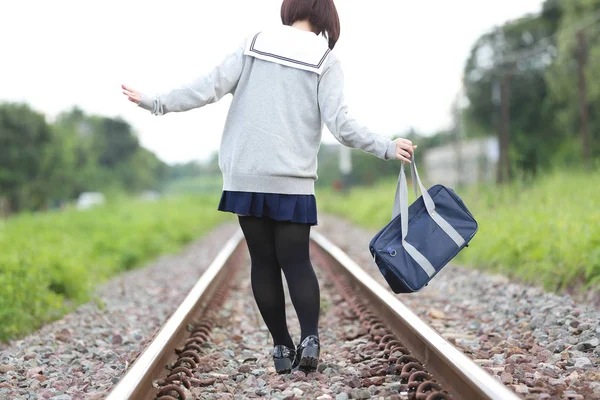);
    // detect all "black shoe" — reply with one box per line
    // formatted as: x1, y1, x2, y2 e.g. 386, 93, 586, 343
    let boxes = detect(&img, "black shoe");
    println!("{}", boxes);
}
292, 335, 320, 372
273, 345, 296, 374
